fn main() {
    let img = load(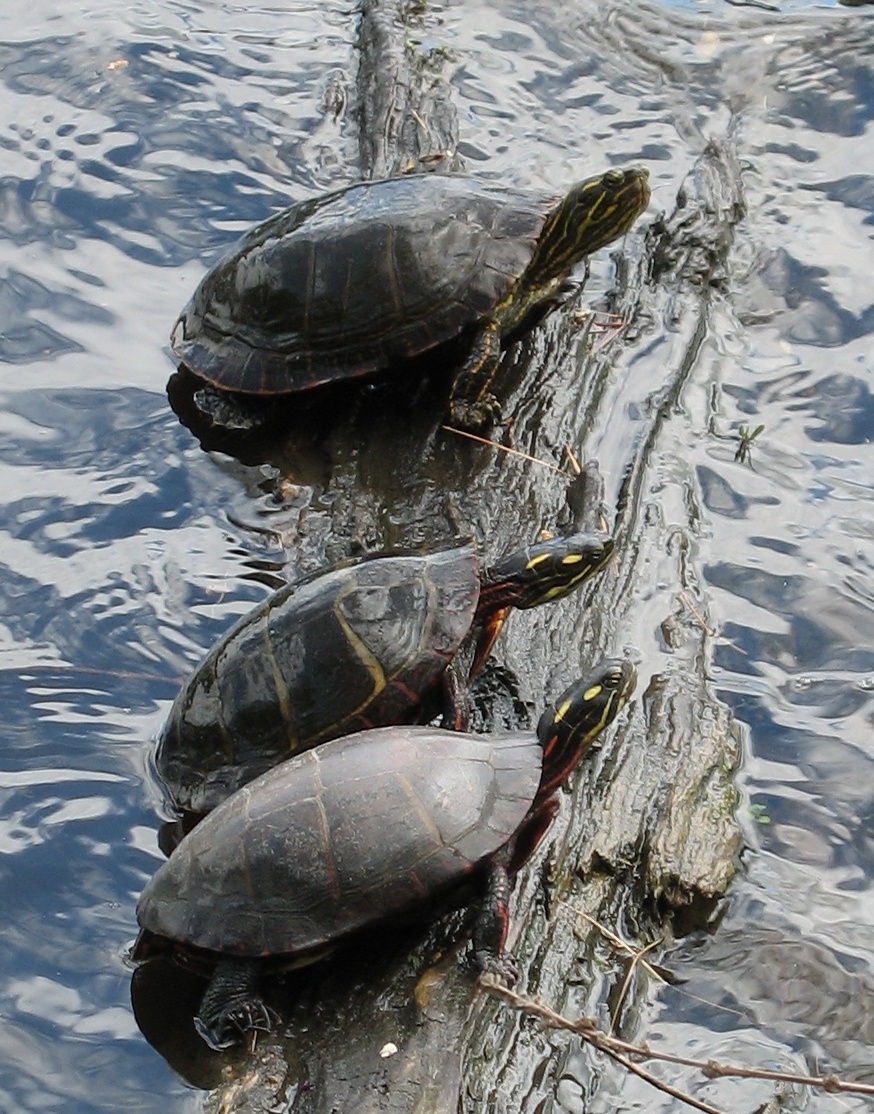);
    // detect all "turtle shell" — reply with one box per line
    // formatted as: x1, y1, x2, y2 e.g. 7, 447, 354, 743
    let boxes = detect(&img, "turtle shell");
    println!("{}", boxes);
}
137, 724, 542, 958
156, 544, 481, 814
170, 174, 557, 395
